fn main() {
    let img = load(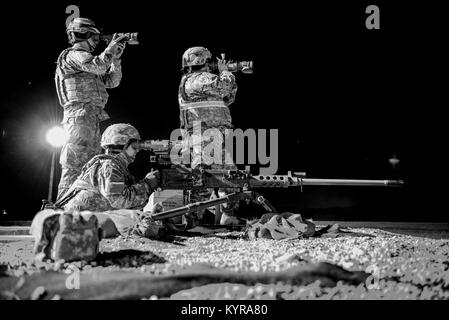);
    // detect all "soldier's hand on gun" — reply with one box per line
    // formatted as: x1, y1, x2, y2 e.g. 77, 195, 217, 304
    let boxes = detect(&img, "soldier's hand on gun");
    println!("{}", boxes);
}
107, 33, 127, 58
151, 202, 164, 214
144, 169, 160, 189
216, 53, 233, 73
